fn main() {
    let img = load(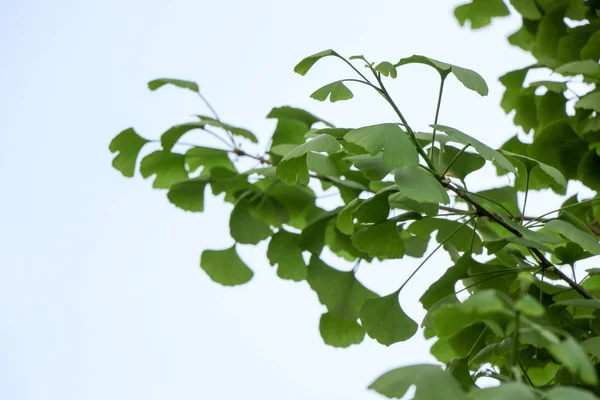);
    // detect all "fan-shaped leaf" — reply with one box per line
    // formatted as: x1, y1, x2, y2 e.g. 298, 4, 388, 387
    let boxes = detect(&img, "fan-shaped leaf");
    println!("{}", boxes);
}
109, 128, 149, 177
310, 81, 354, 103
200, 245, 253, 286
360, 290, 418, 345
